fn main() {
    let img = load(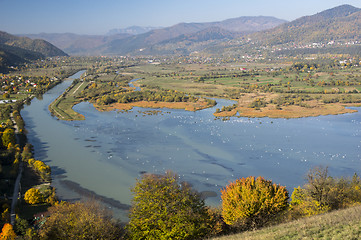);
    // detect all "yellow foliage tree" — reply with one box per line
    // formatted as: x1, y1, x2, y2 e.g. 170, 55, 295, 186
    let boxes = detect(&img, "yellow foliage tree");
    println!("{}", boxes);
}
24, 188, 44, 205
221, 176, 289, 228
